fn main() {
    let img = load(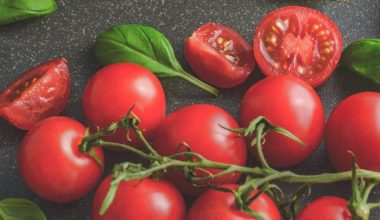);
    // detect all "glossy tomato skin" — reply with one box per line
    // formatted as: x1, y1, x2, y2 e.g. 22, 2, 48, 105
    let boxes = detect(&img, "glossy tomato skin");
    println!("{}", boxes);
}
297, 196, 352, 220
152, 104, 247, 196
326, 92, 380, 172
187, 184, 282, 220
82, 63, 165, 147
92, 176, 186, 220
185, 23, 255, 88
0, 58, 70, 130
18, 116, 104, 203
240, 75, 325, 168
253, 6, 342, 87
